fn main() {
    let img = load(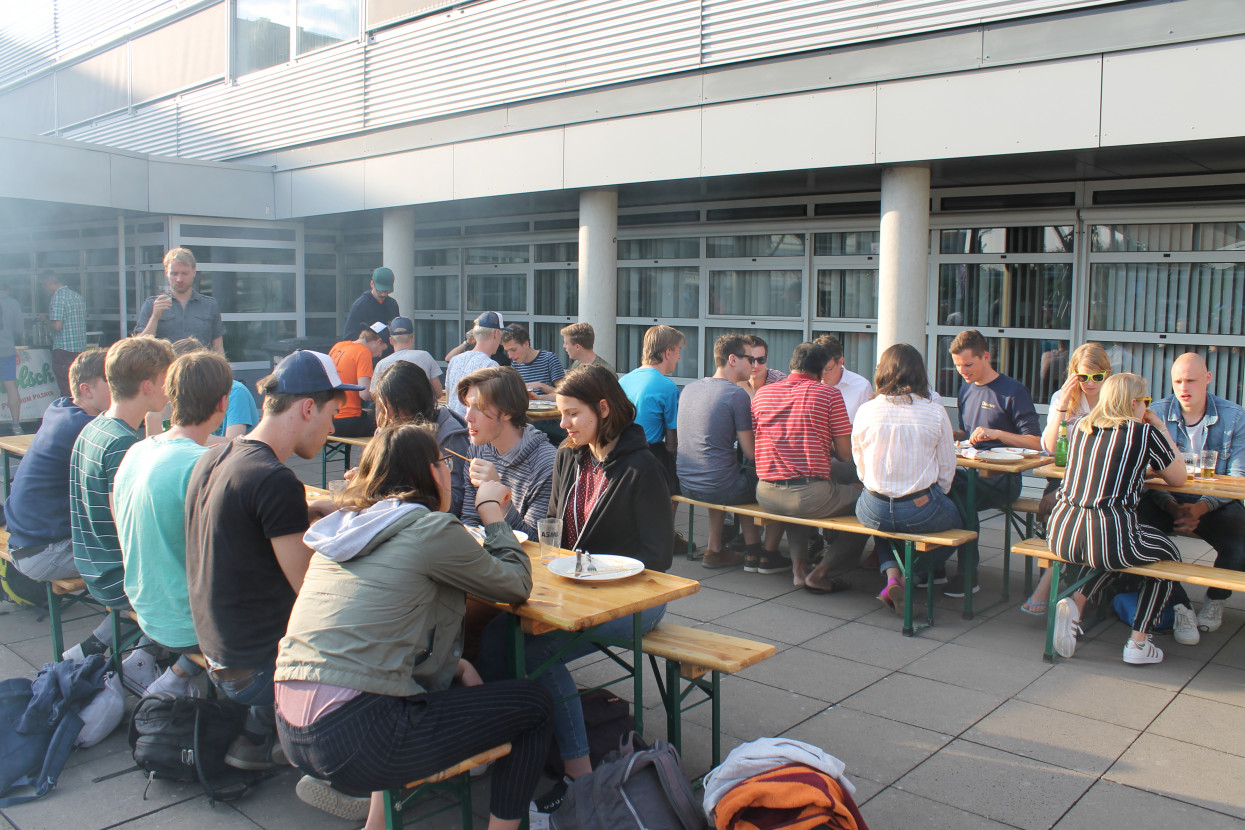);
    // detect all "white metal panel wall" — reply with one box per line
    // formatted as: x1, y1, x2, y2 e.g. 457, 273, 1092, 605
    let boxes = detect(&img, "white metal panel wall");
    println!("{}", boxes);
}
700, 0, 1125, 65
364, 0, 701, 126
65, 98, 180, 157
